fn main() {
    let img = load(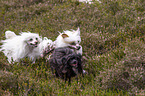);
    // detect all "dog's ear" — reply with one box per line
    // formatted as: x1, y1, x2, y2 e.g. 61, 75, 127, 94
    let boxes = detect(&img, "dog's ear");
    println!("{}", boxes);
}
44, 37, 48, 40
77, 27, 80, 32
75, 27, 80, 36
61, 34, 69, 38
